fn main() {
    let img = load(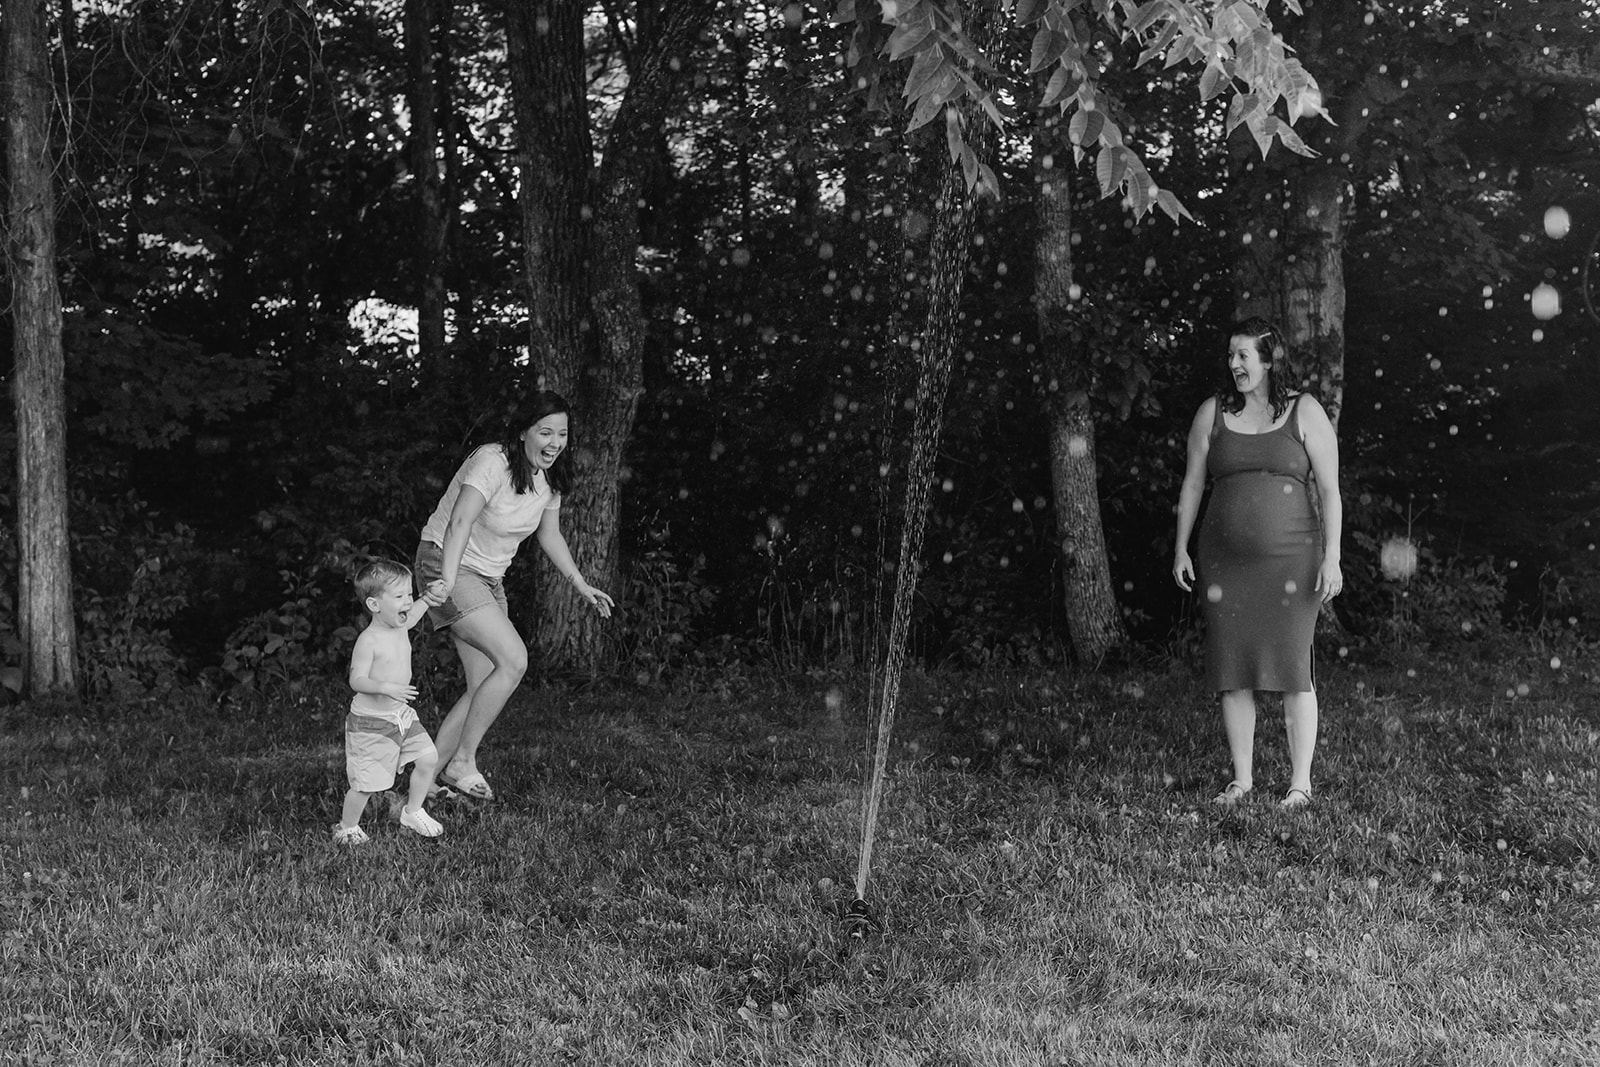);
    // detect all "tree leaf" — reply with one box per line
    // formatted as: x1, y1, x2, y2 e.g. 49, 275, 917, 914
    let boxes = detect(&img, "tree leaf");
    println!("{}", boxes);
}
1015, 0, 1047, 25
903, 45, 945, 102
1224, 92, 1262, 134
1285, 59, 1329, 123
908, 89, 945, 131
1248, 114, 1276, 158
961, 144, 978, 191
1069, 106, 1105, 146
1136, 20, 1180, 68
1128, 0, 1167, 36
1198, 60, 1230, 102
1271, 117, 1318, 157
887, 20, 935, 60
1029, 28, 1071, 74
1041, 65, 1076, 107
1095, 144, 1129, 197
976, 161, 1001, 199
1155, 188, 1194, 223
